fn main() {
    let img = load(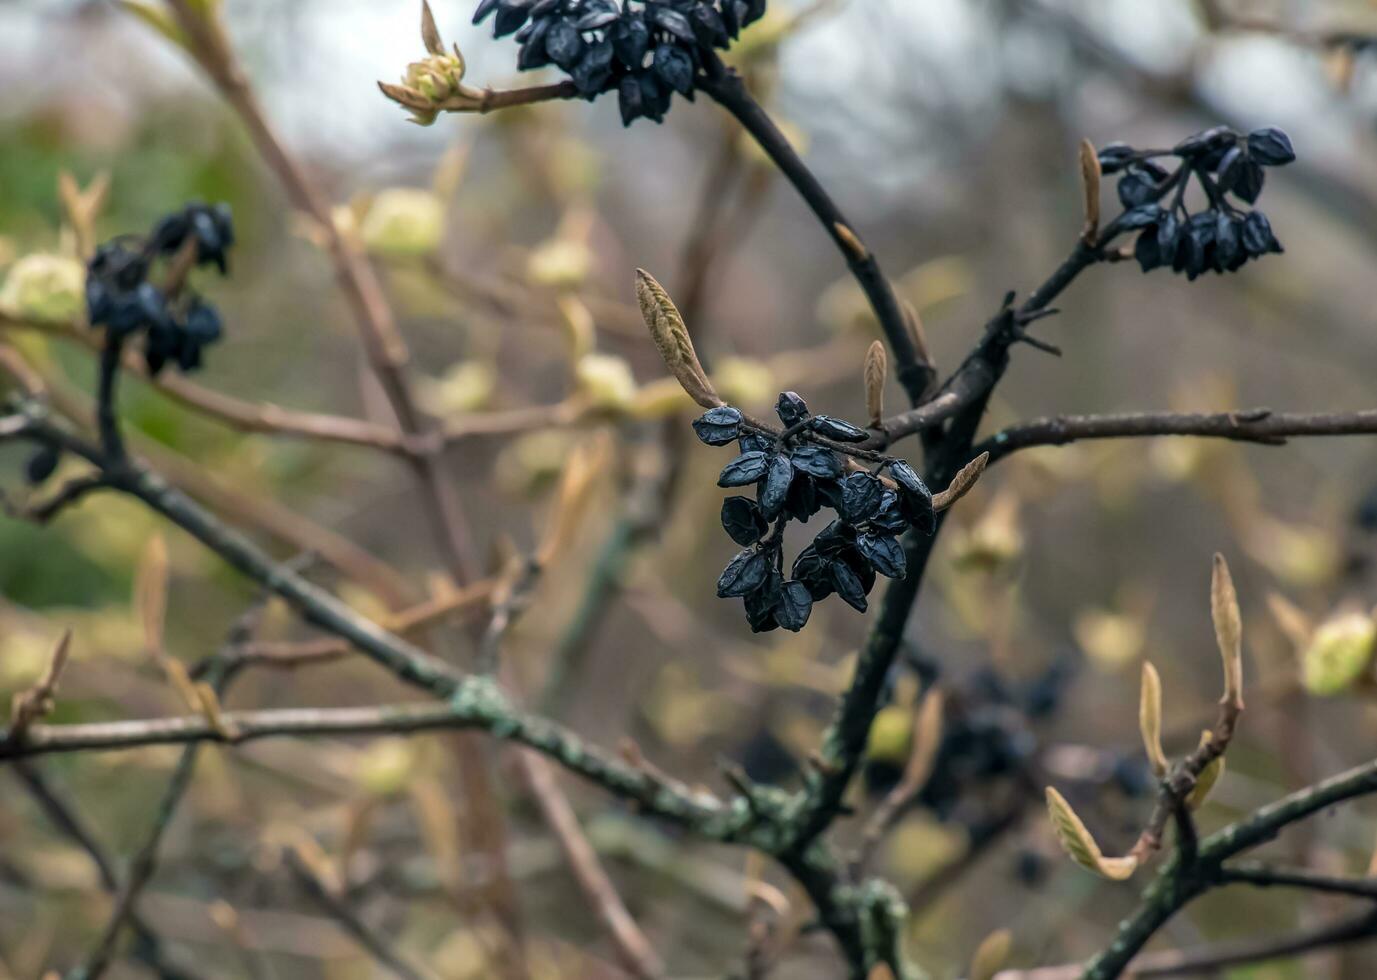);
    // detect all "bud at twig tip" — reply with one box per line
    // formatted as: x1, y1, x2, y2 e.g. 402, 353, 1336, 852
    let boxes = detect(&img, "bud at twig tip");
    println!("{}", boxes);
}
1139, 661, 1168, 778
420, 1, 444, 54
1046, 786, 1138, 880
901, 299, 933, 369
863, 340, 887, 427
635, 268, 722, 409
1079, 137, 1101, 246
933, 452, 989, 512
1211, 553, 1244, 710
